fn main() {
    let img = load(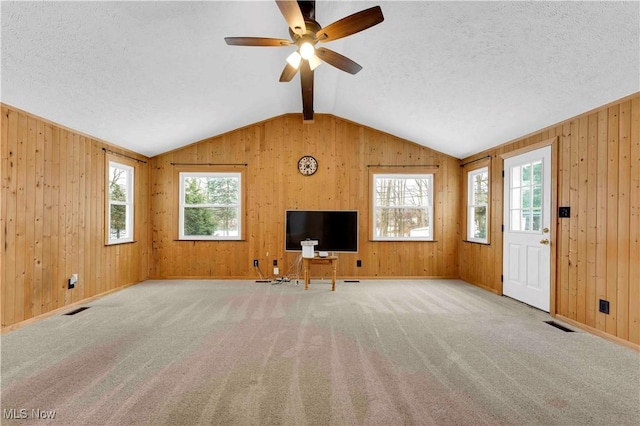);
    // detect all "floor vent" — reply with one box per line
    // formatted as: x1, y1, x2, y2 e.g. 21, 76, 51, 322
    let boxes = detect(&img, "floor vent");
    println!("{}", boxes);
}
64, 306, 90, 316
544, 321, 574, 332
